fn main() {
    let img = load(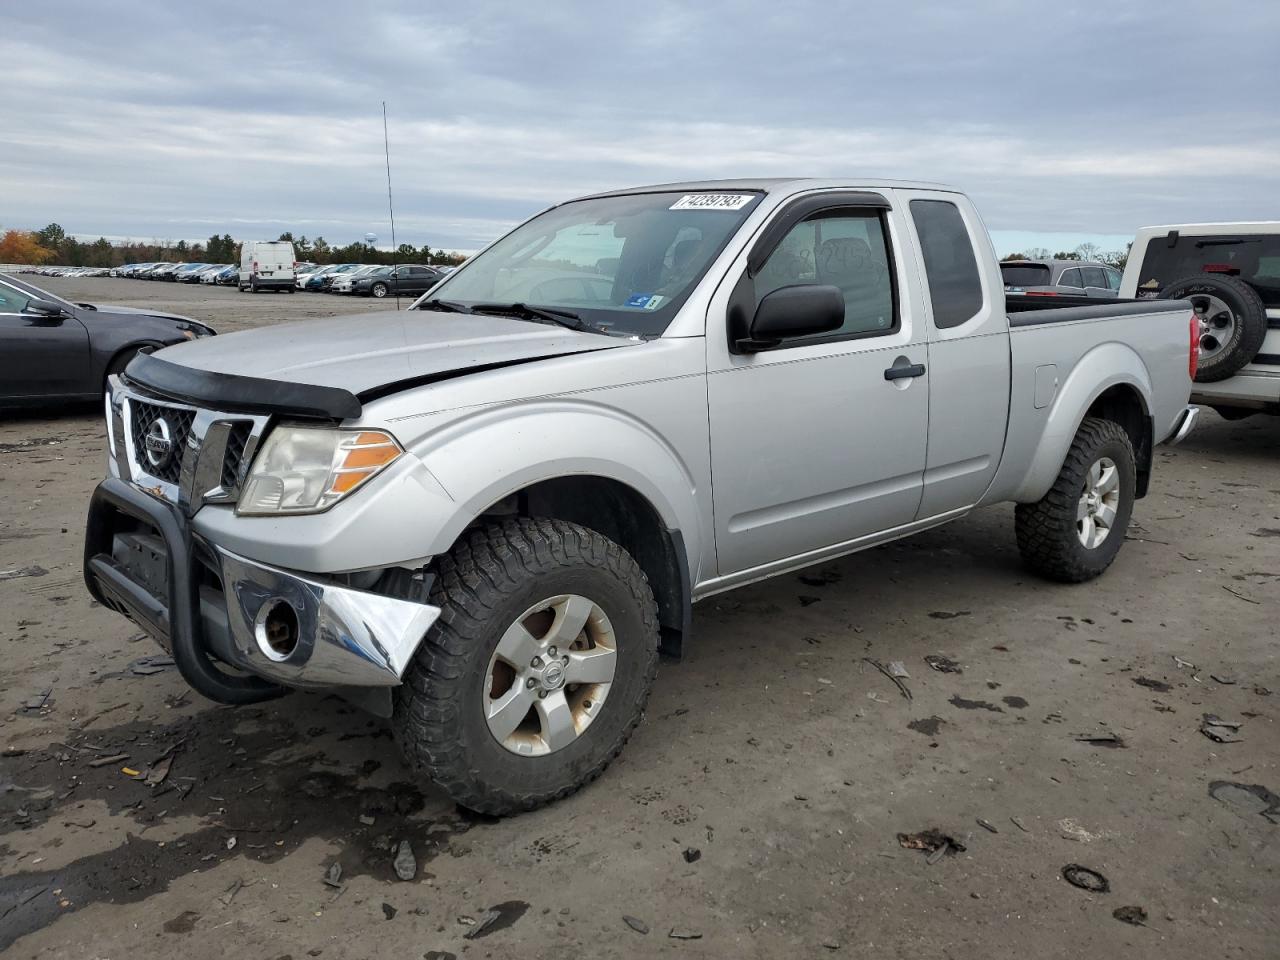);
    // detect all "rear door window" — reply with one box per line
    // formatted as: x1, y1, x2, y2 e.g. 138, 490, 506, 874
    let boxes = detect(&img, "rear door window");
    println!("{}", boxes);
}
1136, 233, 1280, 307
1080, 266, 1107, 288
1104, 267, 1122, 290
1000, 263, 1051, 287
1058, 268, 1083, 288
910, 199, 983, 328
